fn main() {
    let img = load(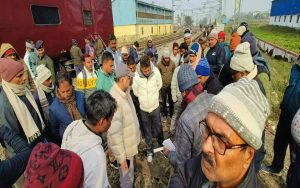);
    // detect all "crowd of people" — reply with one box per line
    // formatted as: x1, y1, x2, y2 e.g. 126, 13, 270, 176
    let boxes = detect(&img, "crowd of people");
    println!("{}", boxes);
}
0, 22, 299, 188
